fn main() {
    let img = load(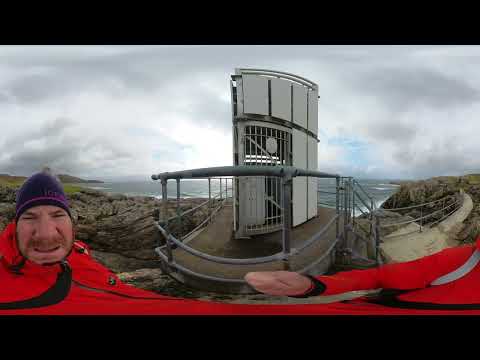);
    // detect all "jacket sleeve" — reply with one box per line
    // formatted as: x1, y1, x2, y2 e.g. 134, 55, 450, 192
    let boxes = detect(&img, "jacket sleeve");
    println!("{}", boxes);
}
308, 245, 474, 296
